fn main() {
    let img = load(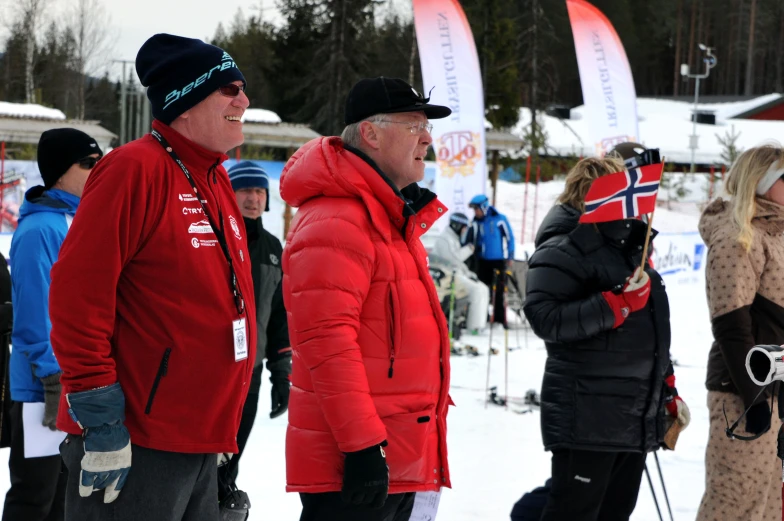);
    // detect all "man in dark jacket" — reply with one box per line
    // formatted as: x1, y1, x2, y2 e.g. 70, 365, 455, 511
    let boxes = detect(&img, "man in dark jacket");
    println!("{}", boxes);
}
523, 155, 688, 521
0, 253, 12, 450
218, 161, 291, 506
4, 128, 102, 521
